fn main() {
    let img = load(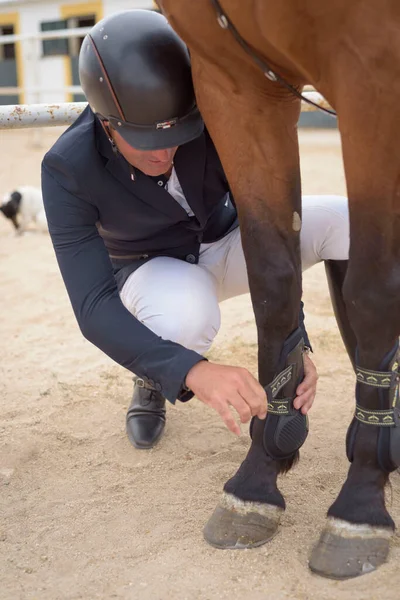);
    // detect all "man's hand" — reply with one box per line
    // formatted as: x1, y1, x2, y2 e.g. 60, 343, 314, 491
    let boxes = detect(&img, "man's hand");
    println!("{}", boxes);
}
185, 361, 267, 435
293, 353, 318, 415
